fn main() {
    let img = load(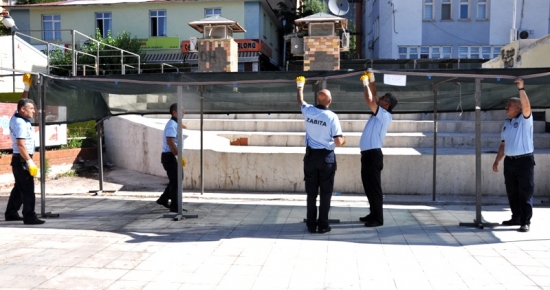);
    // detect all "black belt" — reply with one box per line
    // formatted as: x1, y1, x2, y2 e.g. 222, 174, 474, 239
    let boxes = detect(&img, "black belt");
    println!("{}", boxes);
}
506, 153, 533, 159
12, 153, 33, 158
361, 148, 381, 154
